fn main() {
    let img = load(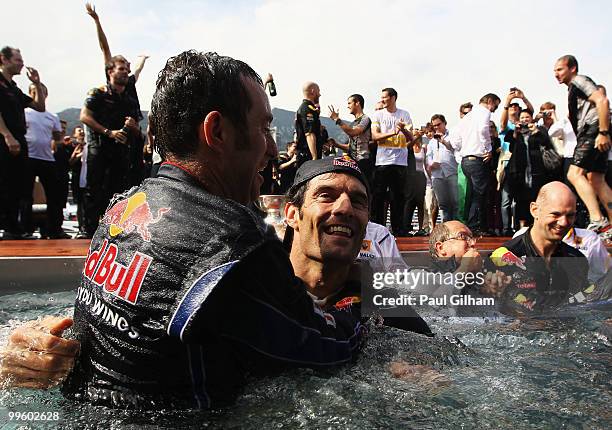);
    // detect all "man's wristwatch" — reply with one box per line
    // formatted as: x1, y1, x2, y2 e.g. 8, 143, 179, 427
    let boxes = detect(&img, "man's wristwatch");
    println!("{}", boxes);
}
335, 118, 342, 126
103, 128, 112, 137
598, 130, 610, 136
504, 106, 510, 110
